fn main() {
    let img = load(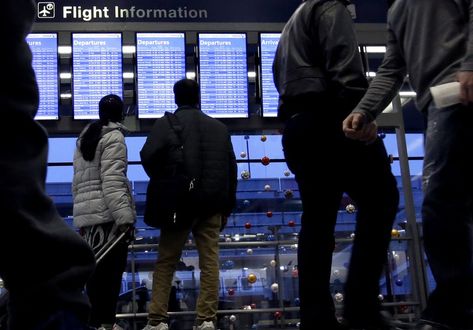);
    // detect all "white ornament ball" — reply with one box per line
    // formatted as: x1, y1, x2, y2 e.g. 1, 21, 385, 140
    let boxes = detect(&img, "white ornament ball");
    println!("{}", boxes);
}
350, 233, 356, 239
393, 253, 400, 262
240, 151, 247, 158
246, 248, 253, 255
270, 259, 277, 267
334, 292, 344, 303
271, 283, 279, 293
264, 184, 271, 191
333, 269, 340, 277
378, 294, 384, 301
229, 314, 237, 322
225, 237, 232, 242
241, 170, 251, 180
345, 204, 356, 213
